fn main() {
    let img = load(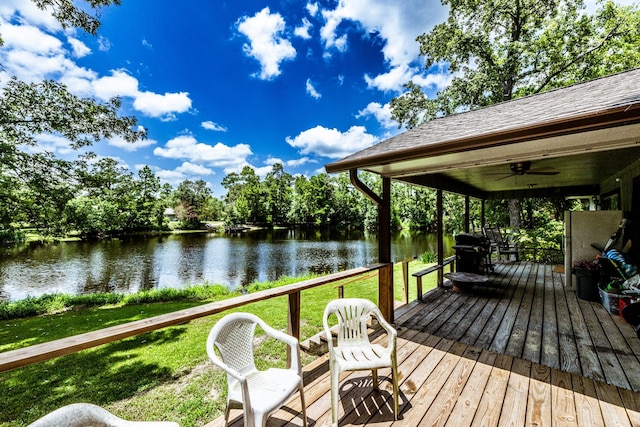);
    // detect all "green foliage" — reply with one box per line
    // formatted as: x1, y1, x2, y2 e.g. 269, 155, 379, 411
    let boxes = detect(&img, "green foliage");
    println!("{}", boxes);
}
0, 228, 25, 244
420, 251, 437, 263
391, 0, 640, 129
517, 220, 565, 263
0, 284, 233, 320
0, 1, 147, 238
